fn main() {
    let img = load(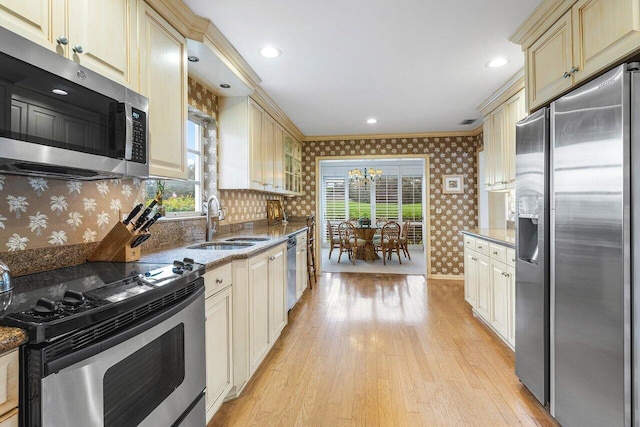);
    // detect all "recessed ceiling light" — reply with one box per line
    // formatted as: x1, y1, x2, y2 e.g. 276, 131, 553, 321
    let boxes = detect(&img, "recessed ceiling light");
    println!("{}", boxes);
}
187, 55, 200, 62
487, 57, 508, 68
52, 89, 68, 95
220, 83, 231, 89
366, 118, 378, 124
260, 46, 282, 58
